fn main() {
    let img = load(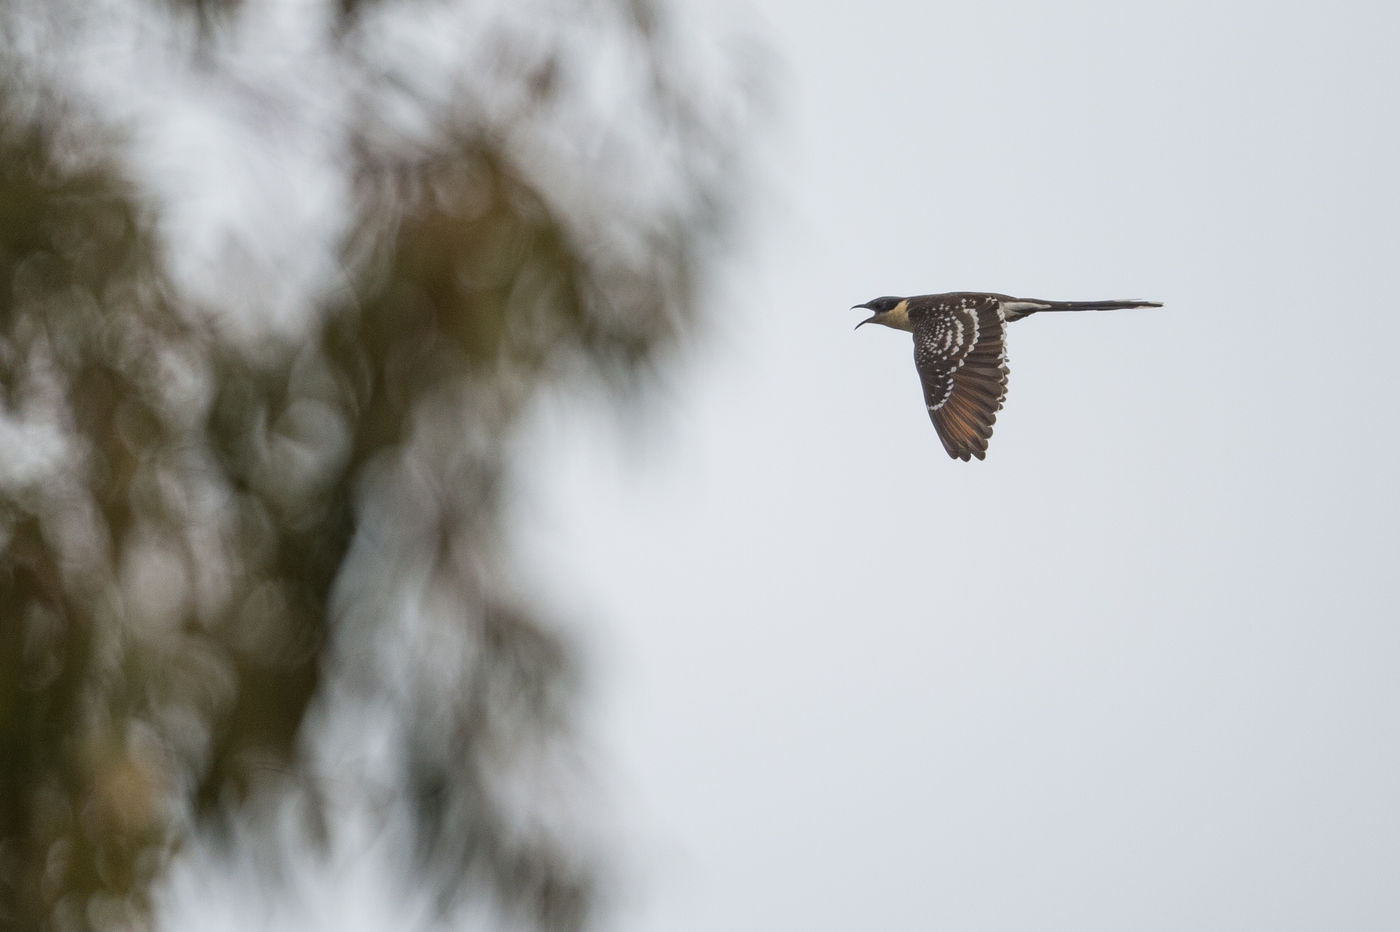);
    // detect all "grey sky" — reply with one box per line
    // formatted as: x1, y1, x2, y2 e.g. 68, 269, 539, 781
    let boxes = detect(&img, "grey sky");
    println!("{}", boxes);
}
514, 1, 1400, 930
154, 0, 1400, 929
